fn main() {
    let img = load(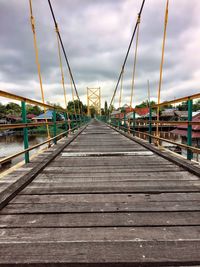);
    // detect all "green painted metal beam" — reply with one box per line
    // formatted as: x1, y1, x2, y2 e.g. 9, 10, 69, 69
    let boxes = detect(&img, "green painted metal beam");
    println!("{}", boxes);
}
21, 101, 29, 163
